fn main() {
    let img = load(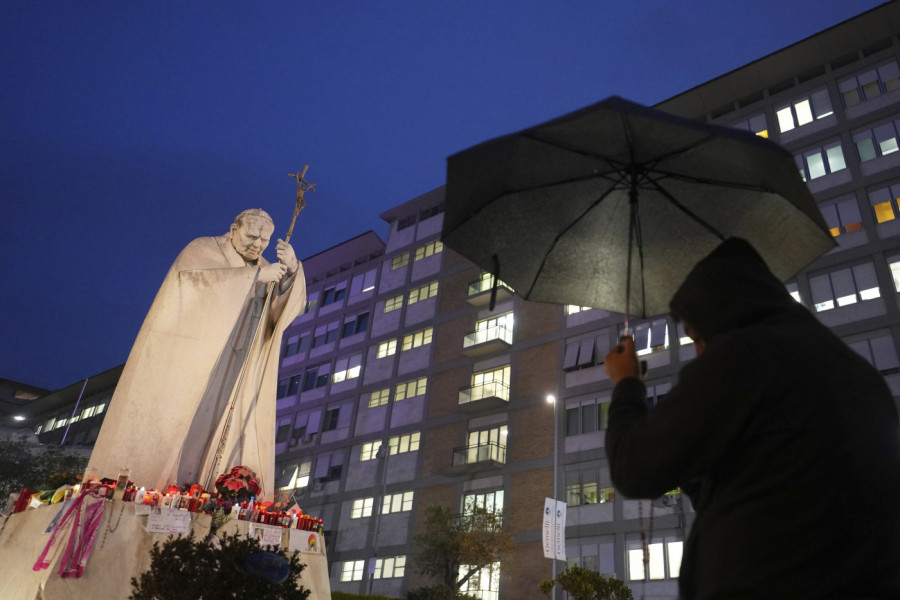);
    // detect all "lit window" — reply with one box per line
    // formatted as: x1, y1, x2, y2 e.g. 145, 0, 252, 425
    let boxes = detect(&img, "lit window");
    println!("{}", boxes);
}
368, 388, 391, 408
360, 441, 384, 461
459, 562, 500, 600
775, 89, 833, 133
796, 140, 846, 181
351, 497, 374, 519
391, 253, 409, 270
463, 490, 504, 515
627, 536, 683, 581
566, 305, 591, 315
332, 353, 362, 383
621, 318, 669, 356
340, 560, 365, 582
401, 327, 433, 351
384, 294, 404, 313
809, 262, 881, 312
820, 198, 863, 238
463, 366, 510, 404
374, 556, 406, 579
388, 432, 421, 455
854, 120, 900, 163
465, 426, 507, 464
868, 182, 900, 224
466, 312, 513, 348
382, 491, 414, 514
280, 461, 311, 490
414, 240, 443, 261
395, 377, 427, 401
565, 464, 614, 506
408, 281, 438, 304
376, 339, 397, 358
839, 61, 900, 107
